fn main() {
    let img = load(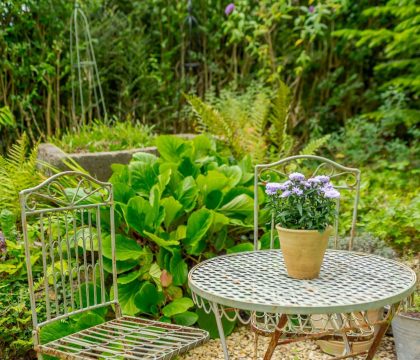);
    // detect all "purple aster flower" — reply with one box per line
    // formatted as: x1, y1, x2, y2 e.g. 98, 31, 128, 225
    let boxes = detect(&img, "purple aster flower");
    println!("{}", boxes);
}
302, 180, 311, 188
308, 177, 321, 185
265, 182, 282, 195
279, 180, 291, 190
225, 3, 235, 16
292, 187, 303, 196
314, 175, 330, 183
323, 189, 340, 199
308, 5, 315, 13
289, 172, 305, 181
281, 190, 291, 198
